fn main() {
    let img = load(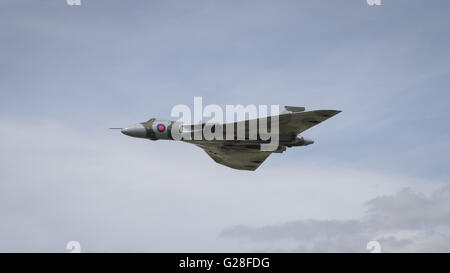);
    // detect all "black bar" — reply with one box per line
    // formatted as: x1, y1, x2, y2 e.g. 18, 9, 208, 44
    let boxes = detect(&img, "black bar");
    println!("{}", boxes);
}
0, 253, 448, 272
